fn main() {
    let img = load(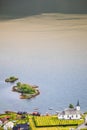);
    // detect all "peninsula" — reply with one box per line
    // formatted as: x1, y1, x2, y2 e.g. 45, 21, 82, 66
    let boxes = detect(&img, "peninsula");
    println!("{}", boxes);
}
12, 82, 40, 99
